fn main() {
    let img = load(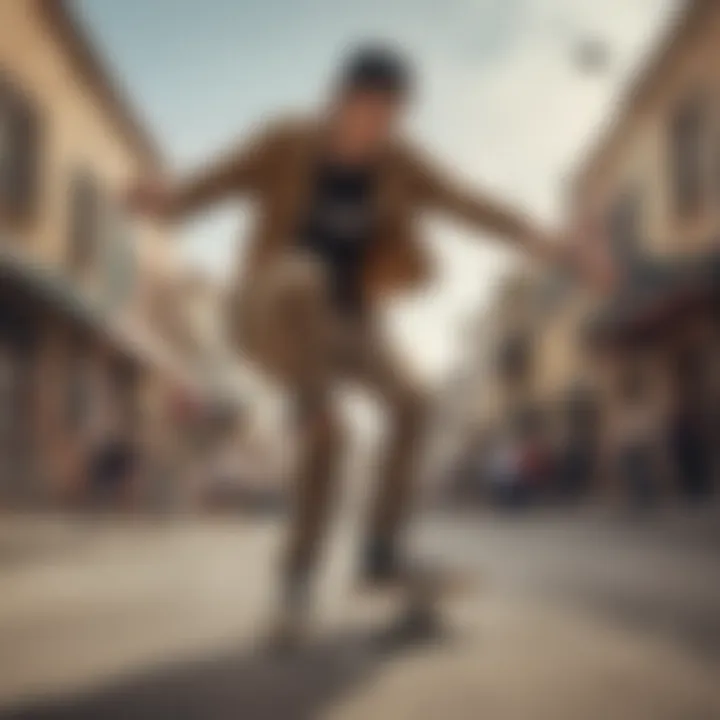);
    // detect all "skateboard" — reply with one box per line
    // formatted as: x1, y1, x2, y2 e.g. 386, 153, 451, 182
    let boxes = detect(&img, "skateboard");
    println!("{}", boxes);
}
360, 565, 480, 651
265, 565, 479, 655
